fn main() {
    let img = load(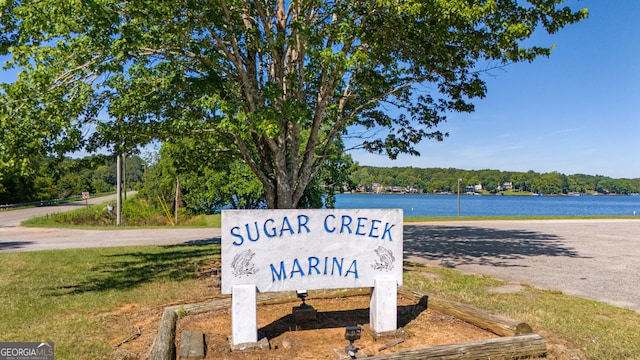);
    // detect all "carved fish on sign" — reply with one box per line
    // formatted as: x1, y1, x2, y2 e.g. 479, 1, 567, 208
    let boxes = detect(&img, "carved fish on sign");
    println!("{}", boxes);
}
372, 246, 395, 271
232, 249, 257, 277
